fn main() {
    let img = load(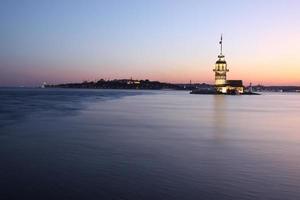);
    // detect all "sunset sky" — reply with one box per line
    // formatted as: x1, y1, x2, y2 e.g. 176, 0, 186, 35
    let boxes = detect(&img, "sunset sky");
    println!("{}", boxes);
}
1, 0, 300, 86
